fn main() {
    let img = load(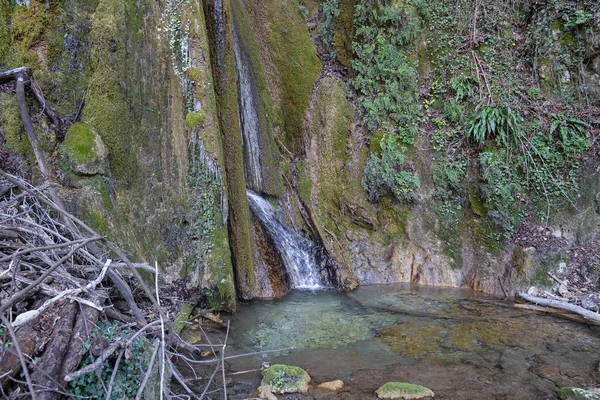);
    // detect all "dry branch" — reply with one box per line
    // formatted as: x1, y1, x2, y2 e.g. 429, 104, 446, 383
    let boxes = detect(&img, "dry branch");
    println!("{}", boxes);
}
516, 291, 600, 324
